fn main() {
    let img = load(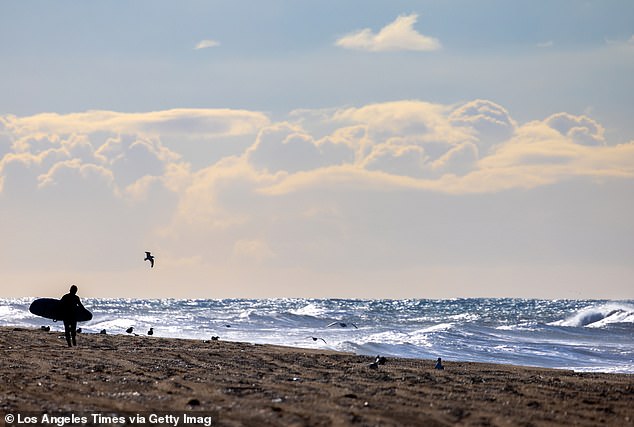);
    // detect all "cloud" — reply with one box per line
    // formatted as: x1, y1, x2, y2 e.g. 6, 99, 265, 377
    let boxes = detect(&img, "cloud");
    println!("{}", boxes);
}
2, 102, 633, 297
247, 102, 632, 195
246, 123, 324, 173
3, 109, 269, 139
246, 122, 355, 174
537, 40, 554, 48
3, 102, 630, 203
335, 13, 441, 52
450, 99, 516, 151
544, 112, 605, 146
194, 39, 220, 50
37, 159, 114, 196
